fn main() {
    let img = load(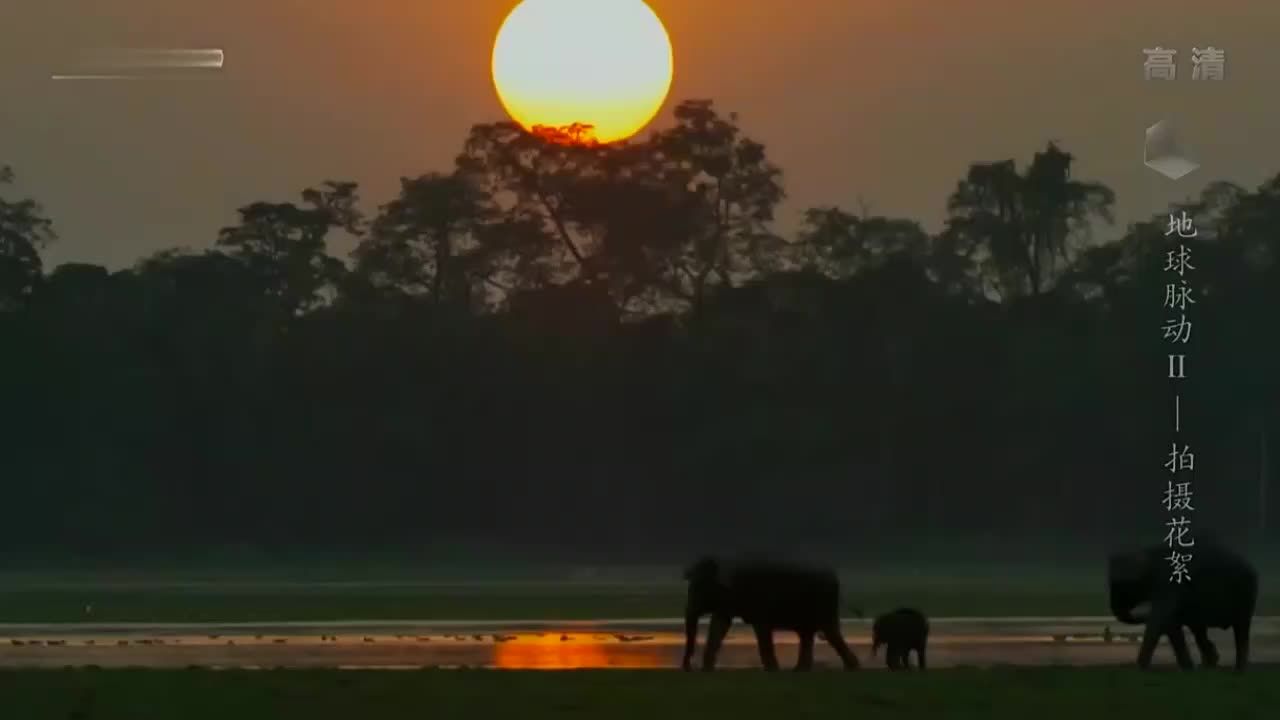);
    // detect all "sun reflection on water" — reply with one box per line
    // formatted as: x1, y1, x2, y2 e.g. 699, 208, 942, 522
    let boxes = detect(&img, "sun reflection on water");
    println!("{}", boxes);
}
492, 634, 669, 669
